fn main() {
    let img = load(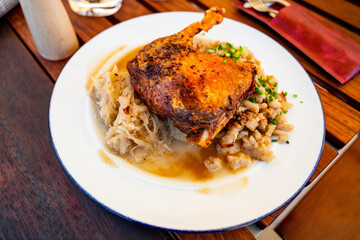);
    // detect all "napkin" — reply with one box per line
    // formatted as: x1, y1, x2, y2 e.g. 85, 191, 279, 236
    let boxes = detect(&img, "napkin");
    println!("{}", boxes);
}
0, 0, 18, 18
234, 1, 360, 83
